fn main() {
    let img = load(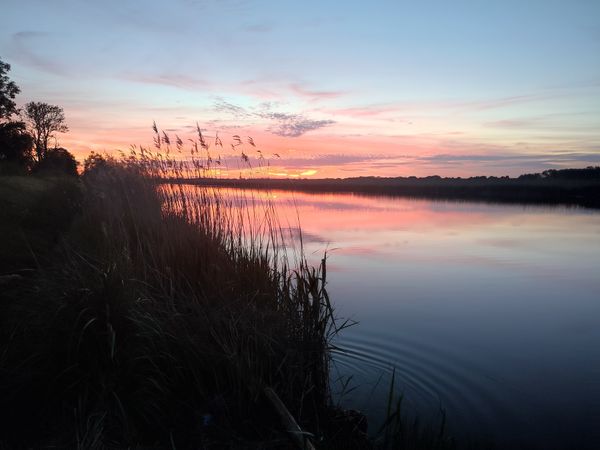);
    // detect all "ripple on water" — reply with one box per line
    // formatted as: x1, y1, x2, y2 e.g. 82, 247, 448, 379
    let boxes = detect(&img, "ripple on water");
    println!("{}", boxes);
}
330, 329, 526, 439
